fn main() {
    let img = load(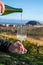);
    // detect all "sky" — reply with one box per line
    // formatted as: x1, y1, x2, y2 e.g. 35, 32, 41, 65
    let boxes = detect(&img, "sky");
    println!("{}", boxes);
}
0, 0, 43, 23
